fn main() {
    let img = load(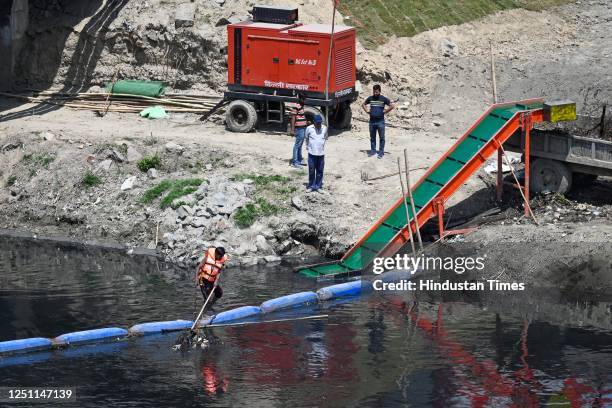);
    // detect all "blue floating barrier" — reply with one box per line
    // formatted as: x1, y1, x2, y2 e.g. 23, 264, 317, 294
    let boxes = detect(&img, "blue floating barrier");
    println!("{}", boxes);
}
317, 280, 363, 300
260, 291, 319, 313
0, 338, 53, 354
54, 328, 128, 345
129, 320, 193, 335
210, 306, 262, 325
